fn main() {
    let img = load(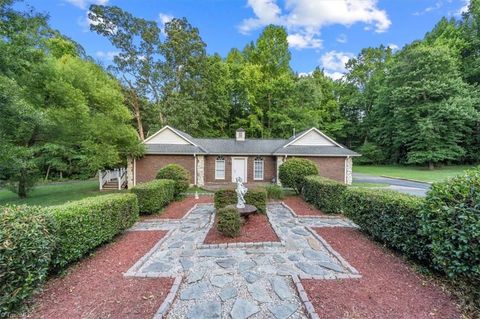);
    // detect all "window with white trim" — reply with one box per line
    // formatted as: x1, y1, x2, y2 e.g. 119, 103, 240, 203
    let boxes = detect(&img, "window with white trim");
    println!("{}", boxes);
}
253, 156, 264, 180
215, 156, 225, 180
